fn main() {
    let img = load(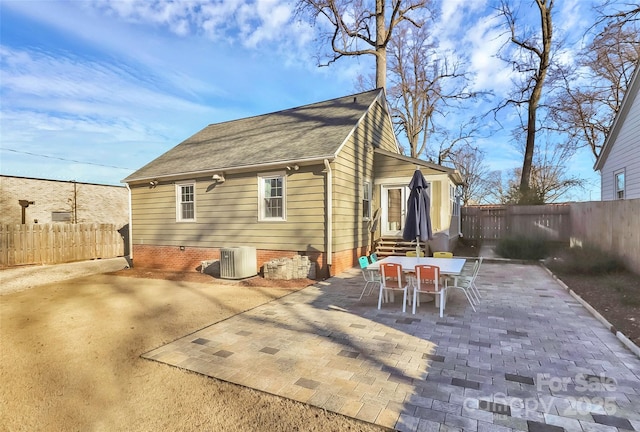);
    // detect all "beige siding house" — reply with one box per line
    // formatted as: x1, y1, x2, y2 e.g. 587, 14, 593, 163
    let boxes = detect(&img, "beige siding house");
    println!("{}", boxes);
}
124, 89, 463, 277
